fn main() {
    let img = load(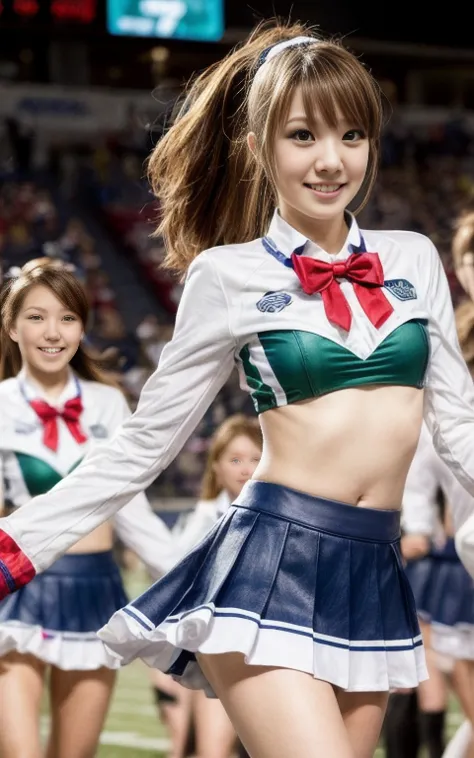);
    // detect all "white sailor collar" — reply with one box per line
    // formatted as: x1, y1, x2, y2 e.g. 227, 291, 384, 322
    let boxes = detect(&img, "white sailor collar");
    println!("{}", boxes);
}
265, 209, 363, 262
17, 368, 79, 407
